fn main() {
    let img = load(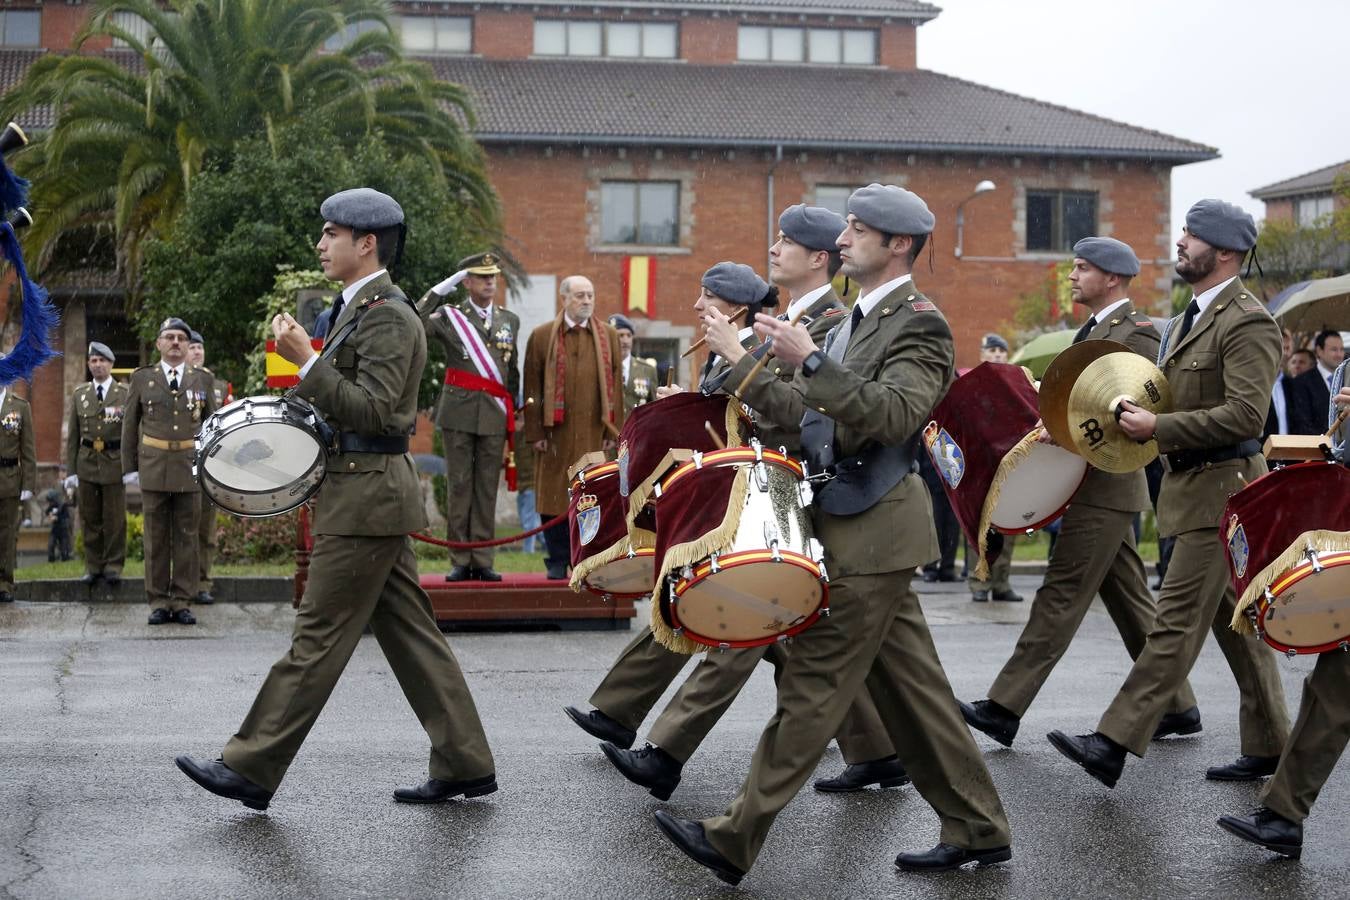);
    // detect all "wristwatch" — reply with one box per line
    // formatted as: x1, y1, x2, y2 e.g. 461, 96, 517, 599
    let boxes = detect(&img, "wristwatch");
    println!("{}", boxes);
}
801, 350, 826, 377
